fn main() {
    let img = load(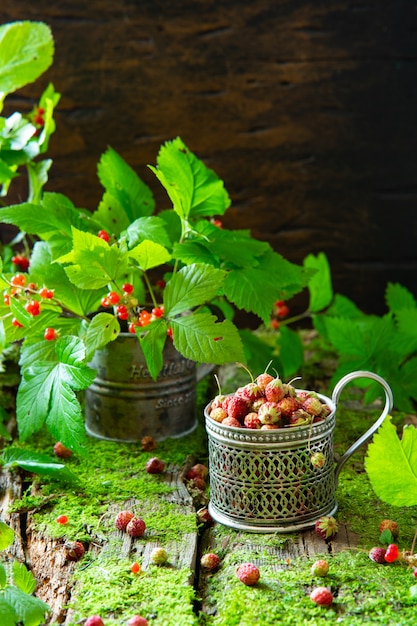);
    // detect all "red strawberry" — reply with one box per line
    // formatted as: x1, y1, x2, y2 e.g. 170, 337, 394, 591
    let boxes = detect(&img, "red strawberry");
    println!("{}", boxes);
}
384, 544, 399, 563
186, 463, 208, 480
379, 519, 399, 539
53, 442, 72, 458
209, 407, 227, 422
65, 540, 85, 561
126, 517, 146, 538
200, 552, 220, 570
369, 546, 387, 563
145, 457, 166, 474
85, 616, 105, 626
236, 562, 260, 586
257, 401, 281, 425
311, 559, 329, 577
256, 372, 274, 390
310, 586, 333, 606
243, 412, 262, 429
236, 382, 263, 402
115, 510, 134, 531
277, 396, 299, 419
264, 378, 285, 402
315, 516, 338, 541
302, 397, 324, 417
222, 416, 242, 428
227, 395, 250, 421
127, 616, 148, 626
